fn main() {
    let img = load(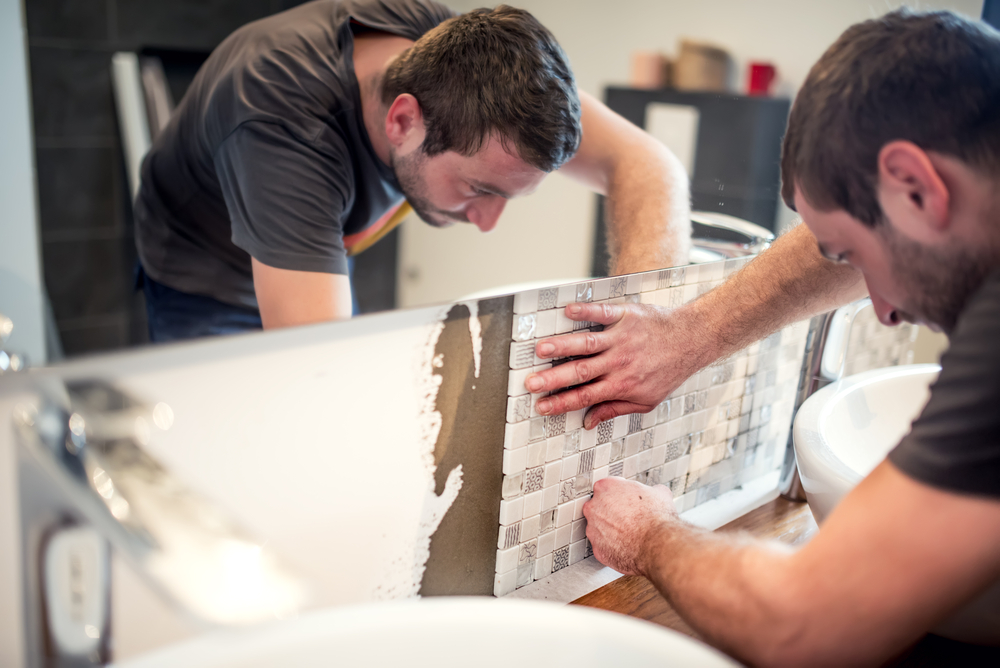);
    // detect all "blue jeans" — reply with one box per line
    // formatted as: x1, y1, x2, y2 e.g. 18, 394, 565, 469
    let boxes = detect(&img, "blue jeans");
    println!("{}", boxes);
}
137, 265, 263, 343
136, 260, 358, 342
